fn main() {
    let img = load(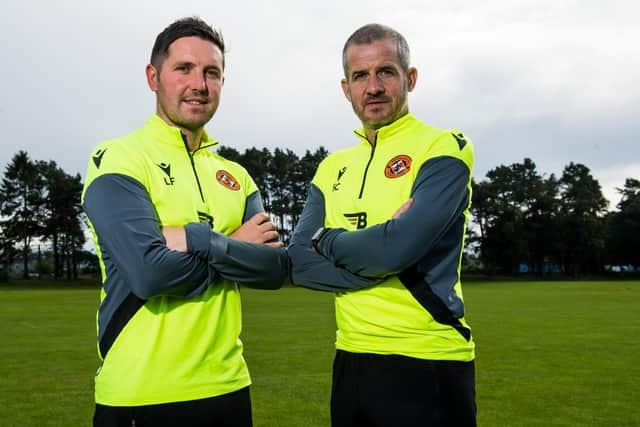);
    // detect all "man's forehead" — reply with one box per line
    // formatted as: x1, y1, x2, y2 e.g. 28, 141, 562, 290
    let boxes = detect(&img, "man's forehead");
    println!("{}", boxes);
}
346, 40, 400, 69
166, 36, 223, 60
